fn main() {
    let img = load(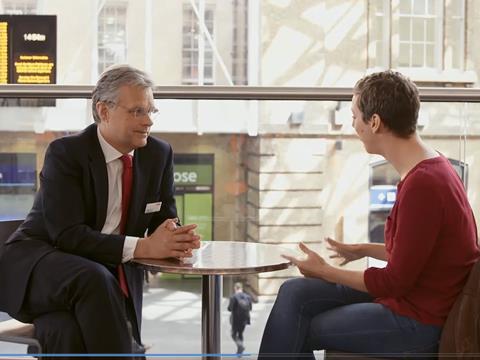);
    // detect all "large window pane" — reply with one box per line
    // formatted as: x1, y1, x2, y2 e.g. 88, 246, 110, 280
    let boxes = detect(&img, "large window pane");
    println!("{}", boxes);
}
399, 0, 412, 14
399, 43, 410, 67
399, 17, 411, 41
412, 43, 424, 67
426, 18, 435, 42
428, 0, 438, 15
412, 18, 425, 42
414, 0, 426, 15
0, 92, 479, 354
426, 44, 435, 67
